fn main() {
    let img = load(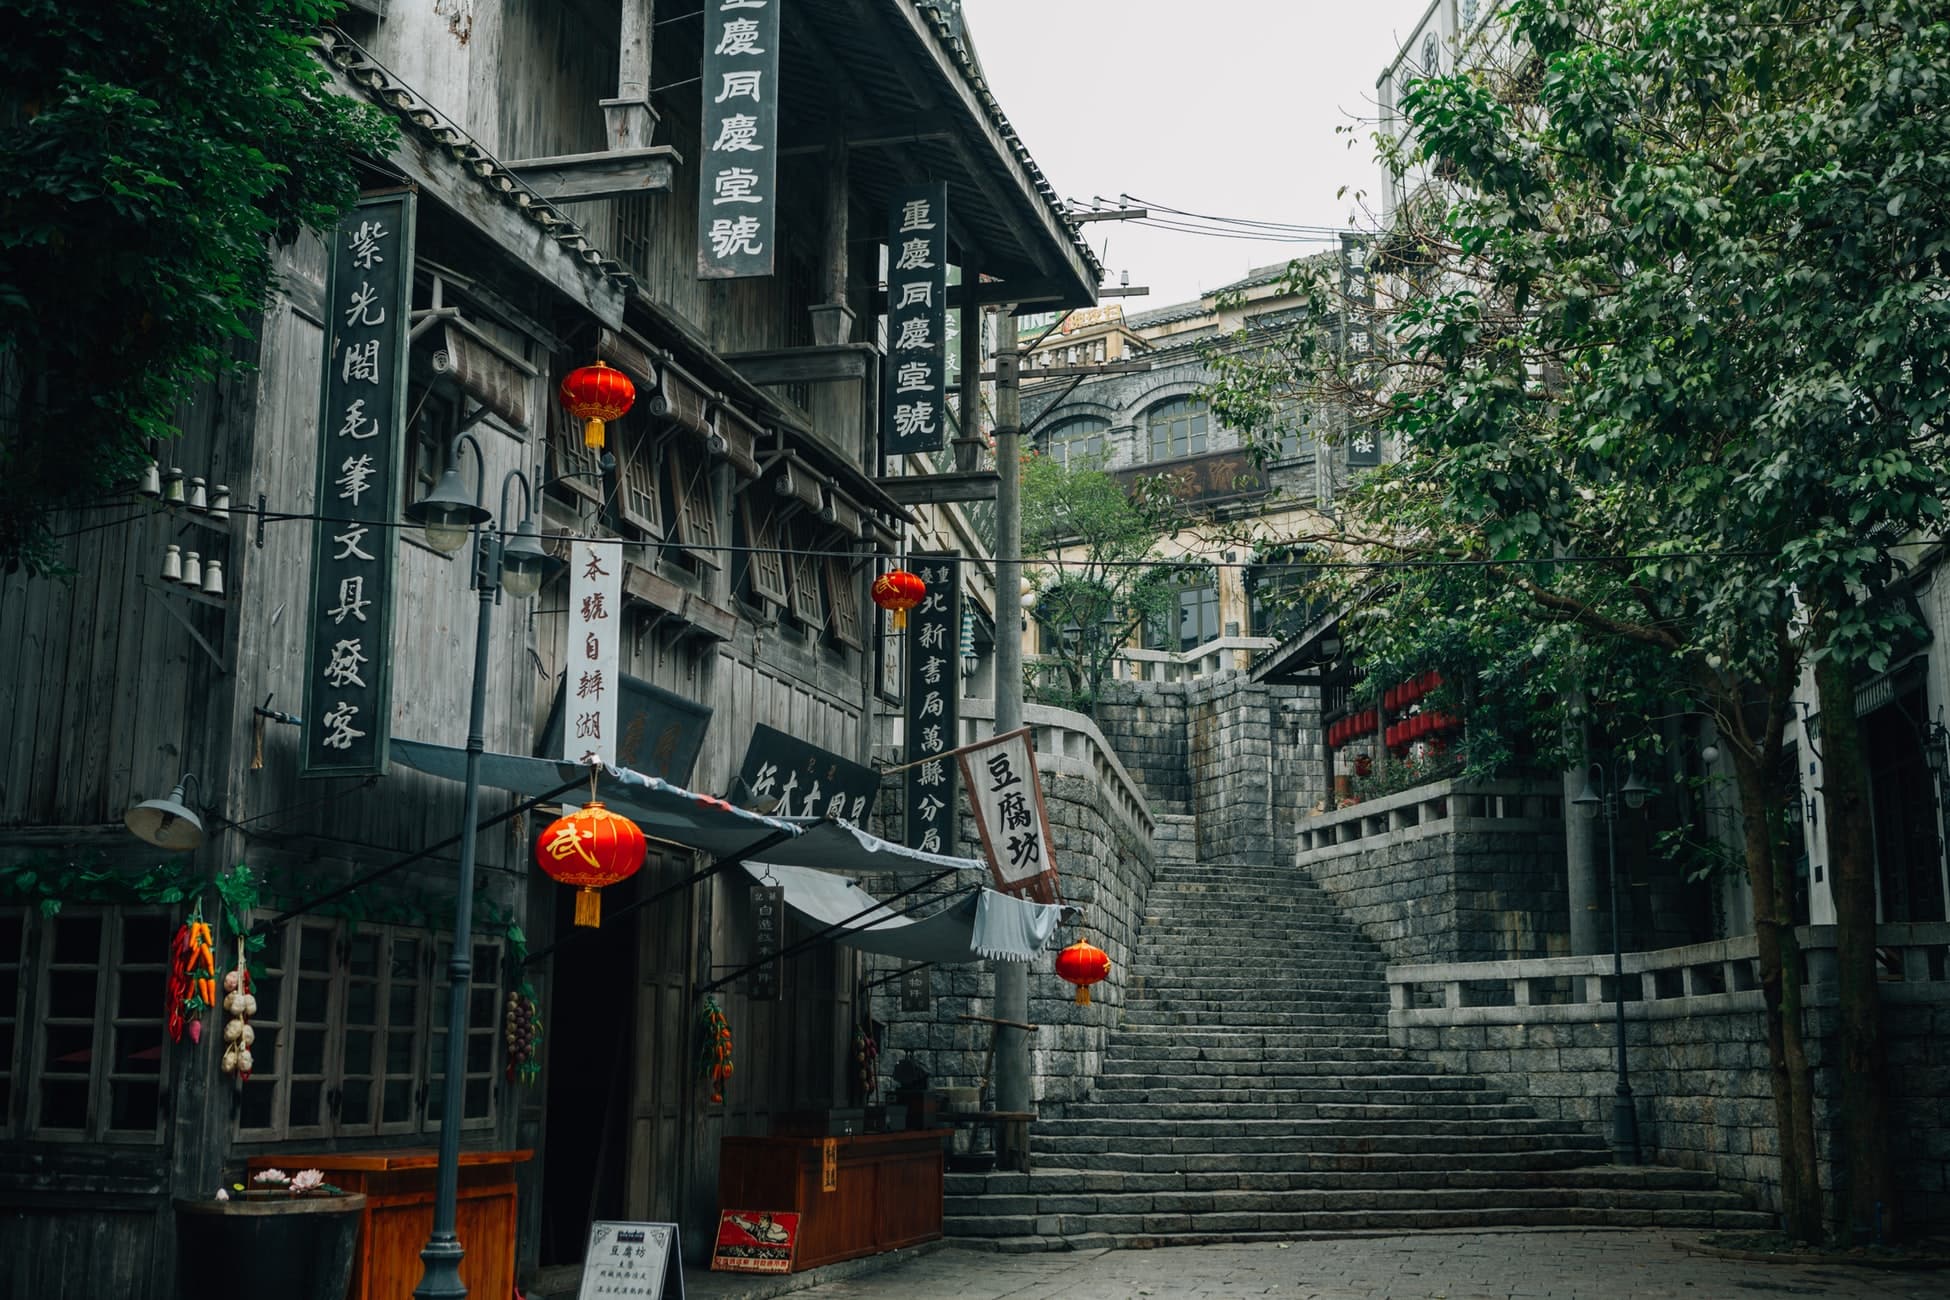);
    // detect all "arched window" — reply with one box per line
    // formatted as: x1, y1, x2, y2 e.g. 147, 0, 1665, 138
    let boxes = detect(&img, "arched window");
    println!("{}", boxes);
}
1145, 396, 1209, 461
1040, 417, 1108, 468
